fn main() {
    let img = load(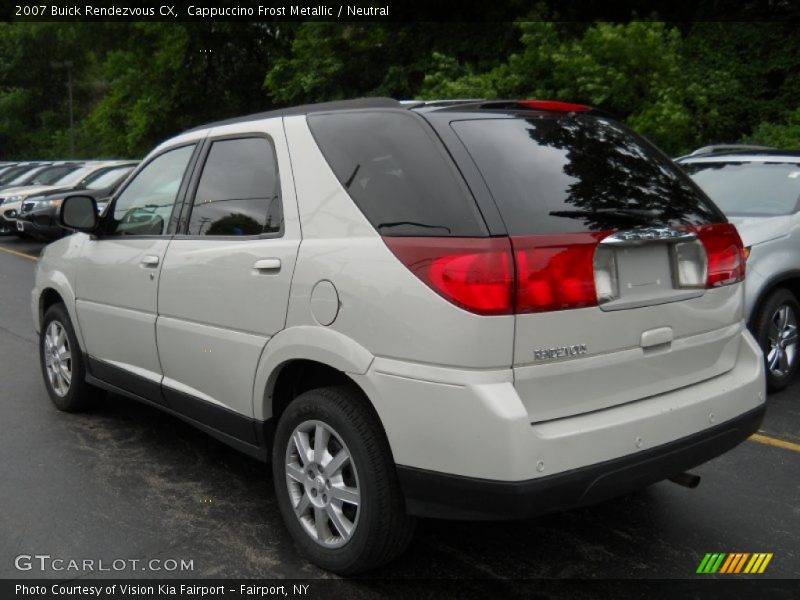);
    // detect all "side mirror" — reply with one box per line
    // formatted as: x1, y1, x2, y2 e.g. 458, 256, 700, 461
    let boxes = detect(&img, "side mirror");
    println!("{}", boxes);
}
59, 195, 98, 233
